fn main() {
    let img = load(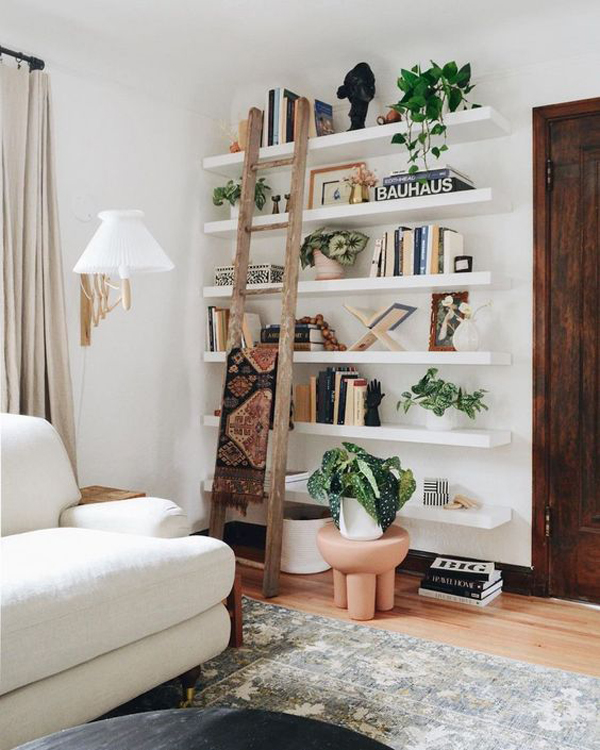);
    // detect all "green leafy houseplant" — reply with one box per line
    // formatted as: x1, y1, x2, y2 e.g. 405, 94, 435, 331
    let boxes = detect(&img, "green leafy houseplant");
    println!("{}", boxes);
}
391, 61, 479, 173
307, 442, 416, 532
212, 177, 271, 211
397, 368, 488, 419
300, 227, 369, 269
